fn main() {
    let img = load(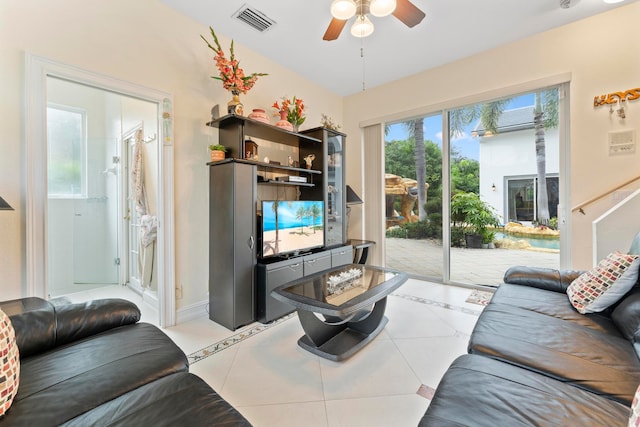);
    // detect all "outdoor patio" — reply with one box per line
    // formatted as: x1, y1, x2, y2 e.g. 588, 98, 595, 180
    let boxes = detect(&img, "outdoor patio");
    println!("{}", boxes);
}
385, 237, 560, 287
